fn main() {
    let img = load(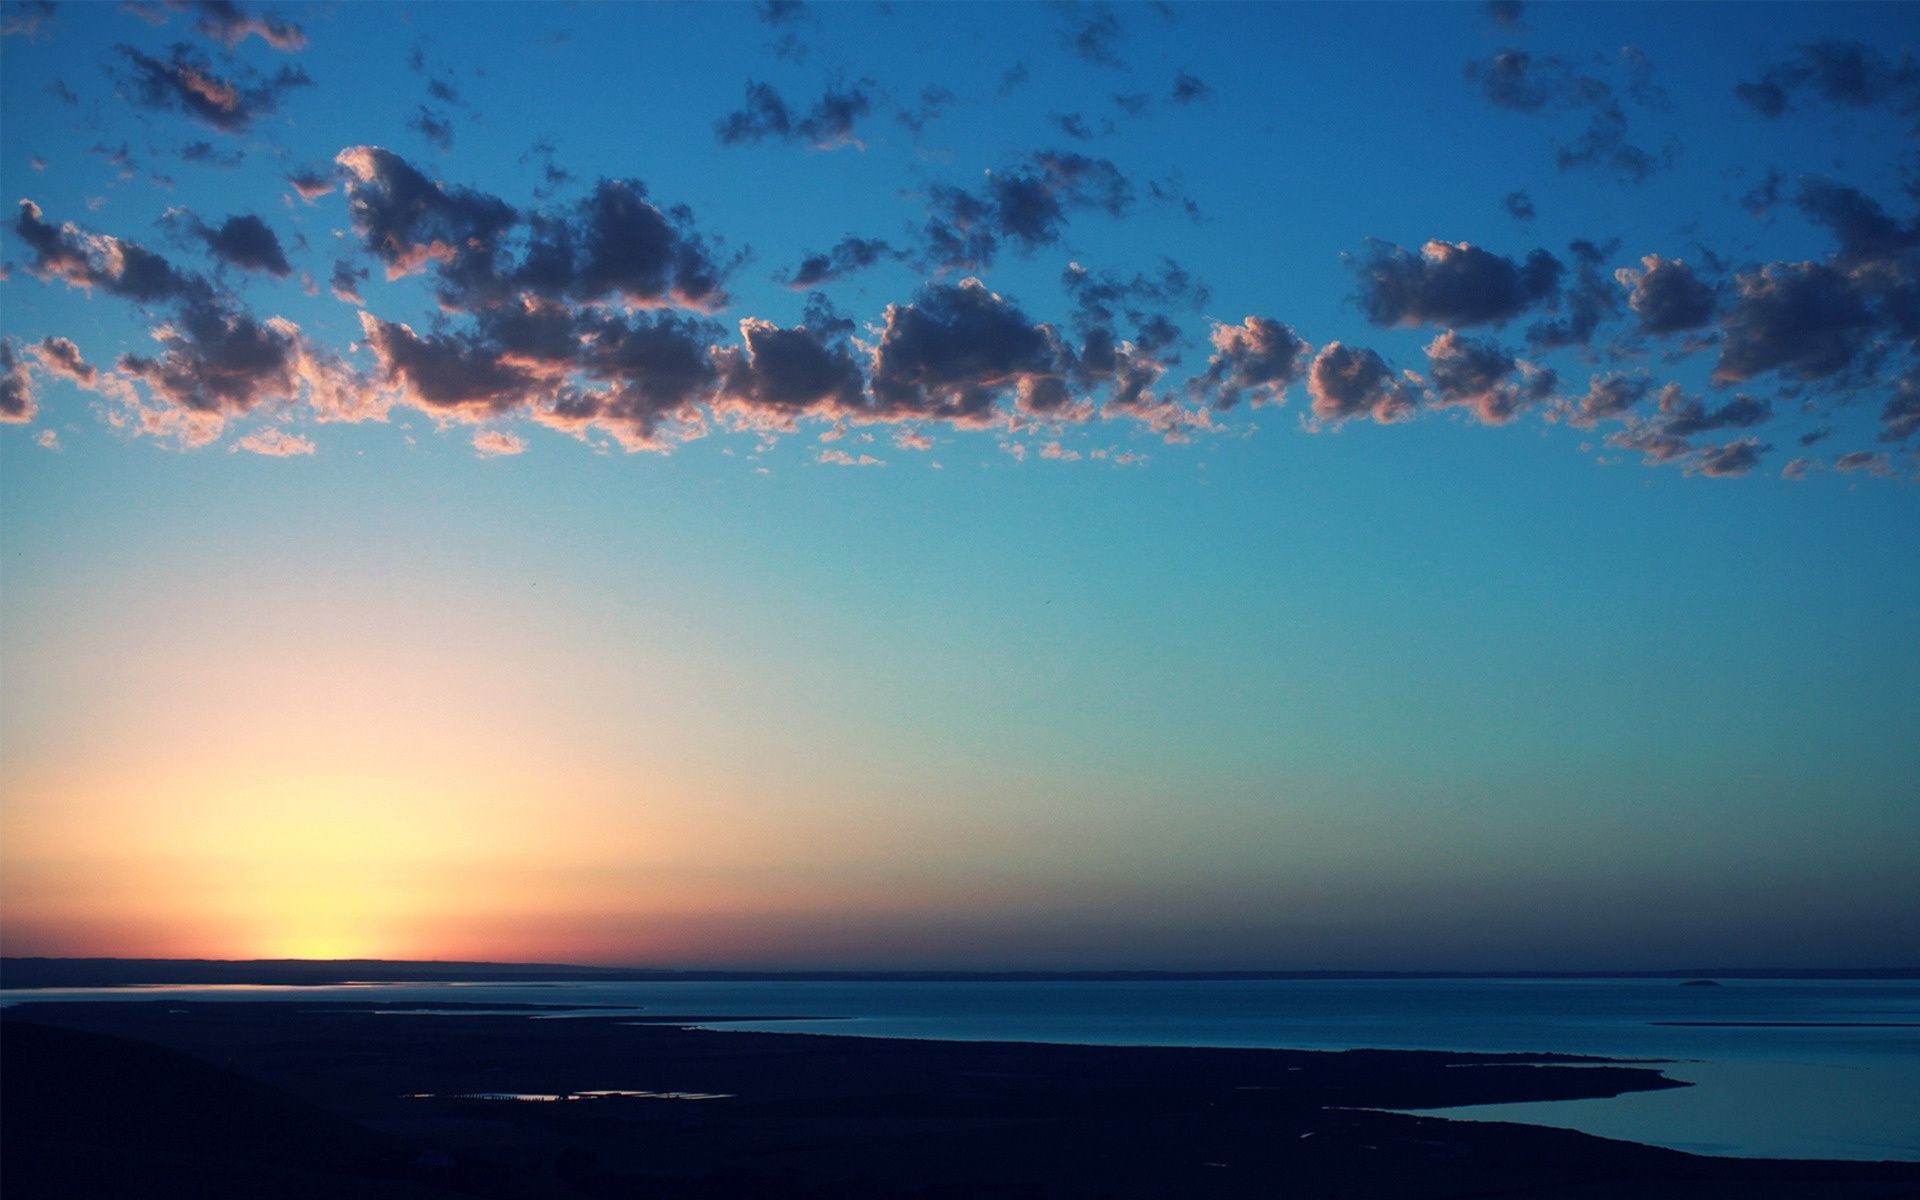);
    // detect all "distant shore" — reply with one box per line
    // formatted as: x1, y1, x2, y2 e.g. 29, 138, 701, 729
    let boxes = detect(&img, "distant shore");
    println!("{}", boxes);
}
5, 956, 1917, 990
6, 998, 1920, 1199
